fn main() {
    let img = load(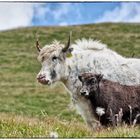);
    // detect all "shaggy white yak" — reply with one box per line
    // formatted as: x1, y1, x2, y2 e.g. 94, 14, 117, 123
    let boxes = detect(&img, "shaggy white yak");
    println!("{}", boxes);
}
36, 36, 140, 129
